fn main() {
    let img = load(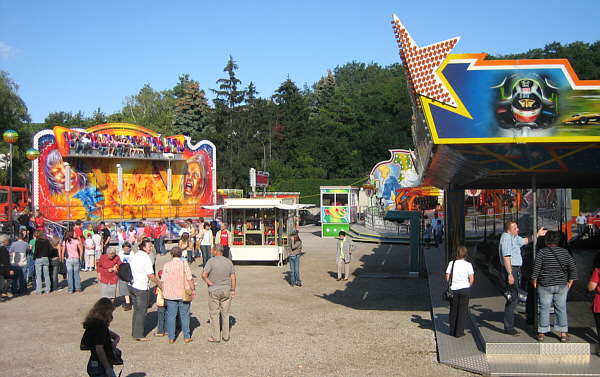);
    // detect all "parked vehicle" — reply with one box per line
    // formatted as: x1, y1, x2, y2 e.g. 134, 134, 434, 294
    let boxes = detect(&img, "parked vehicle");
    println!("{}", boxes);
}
298, 209, 315, 226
